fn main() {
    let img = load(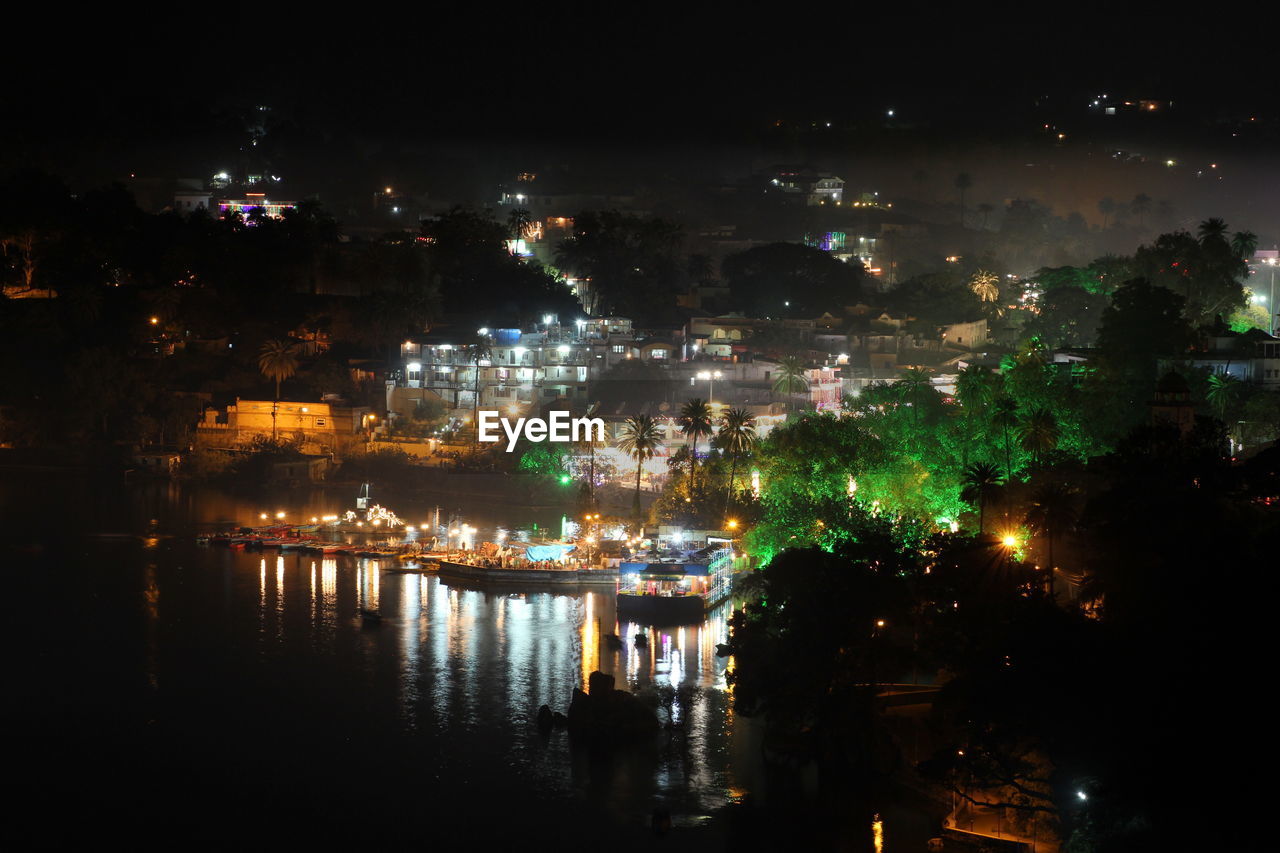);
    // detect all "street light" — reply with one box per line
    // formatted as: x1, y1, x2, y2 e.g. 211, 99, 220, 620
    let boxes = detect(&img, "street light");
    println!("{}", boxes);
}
696, 370, 723, 406
583, 513, 600, 564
